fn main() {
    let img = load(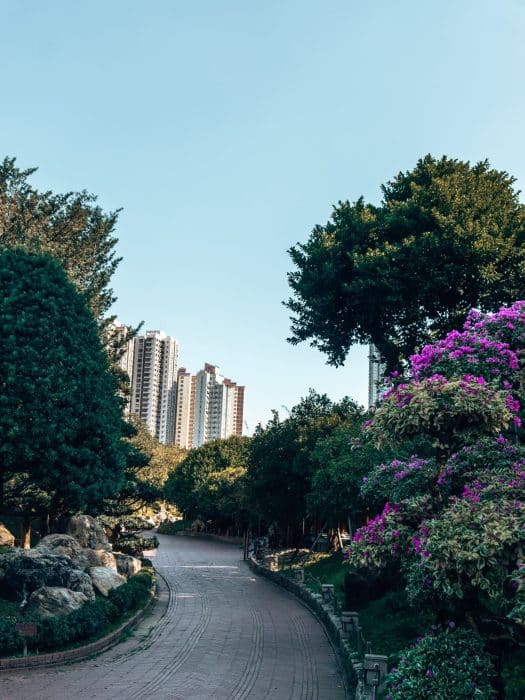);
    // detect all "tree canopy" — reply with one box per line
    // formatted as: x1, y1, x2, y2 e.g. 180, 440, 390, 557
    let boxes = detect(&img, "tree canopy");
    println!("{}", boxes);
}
0, 250, 128, 536
164, 436, 250, 529
247, 390, 362, 541
285, 155, 525, 370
